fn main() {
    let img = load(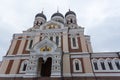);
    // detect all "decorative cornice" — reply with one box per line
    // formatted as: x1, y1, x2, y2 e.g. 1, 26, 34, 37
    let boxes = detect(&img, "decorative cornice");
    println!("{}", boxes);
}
3, 54, 30, 60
